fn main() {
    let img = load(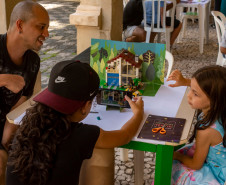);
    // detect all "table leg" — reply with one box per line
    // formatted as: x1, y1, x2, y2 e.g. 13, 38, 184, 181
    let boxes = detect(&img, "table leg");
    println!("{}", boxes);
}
119, 148, 129, 161
134, 150, 144, 185
154, 145, 174, 185
79, 148, 115, 185
176, 7, 183, 20
198, 4, 204, 54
